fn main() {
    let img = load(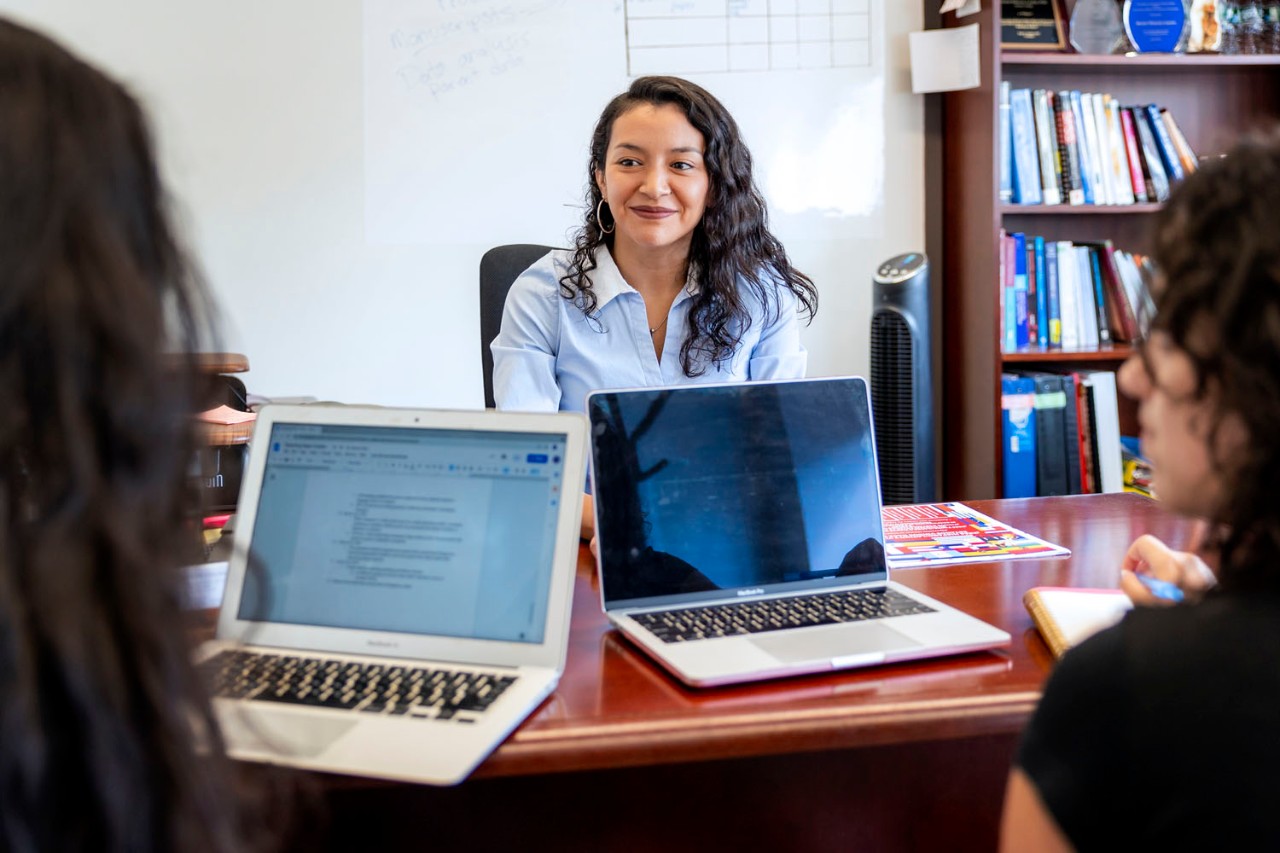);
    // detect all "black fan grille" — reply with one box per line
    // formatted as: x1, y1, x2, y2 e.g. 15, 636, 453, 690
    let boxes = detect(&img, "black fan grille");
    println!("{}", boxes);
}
870, 311, 916, 505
